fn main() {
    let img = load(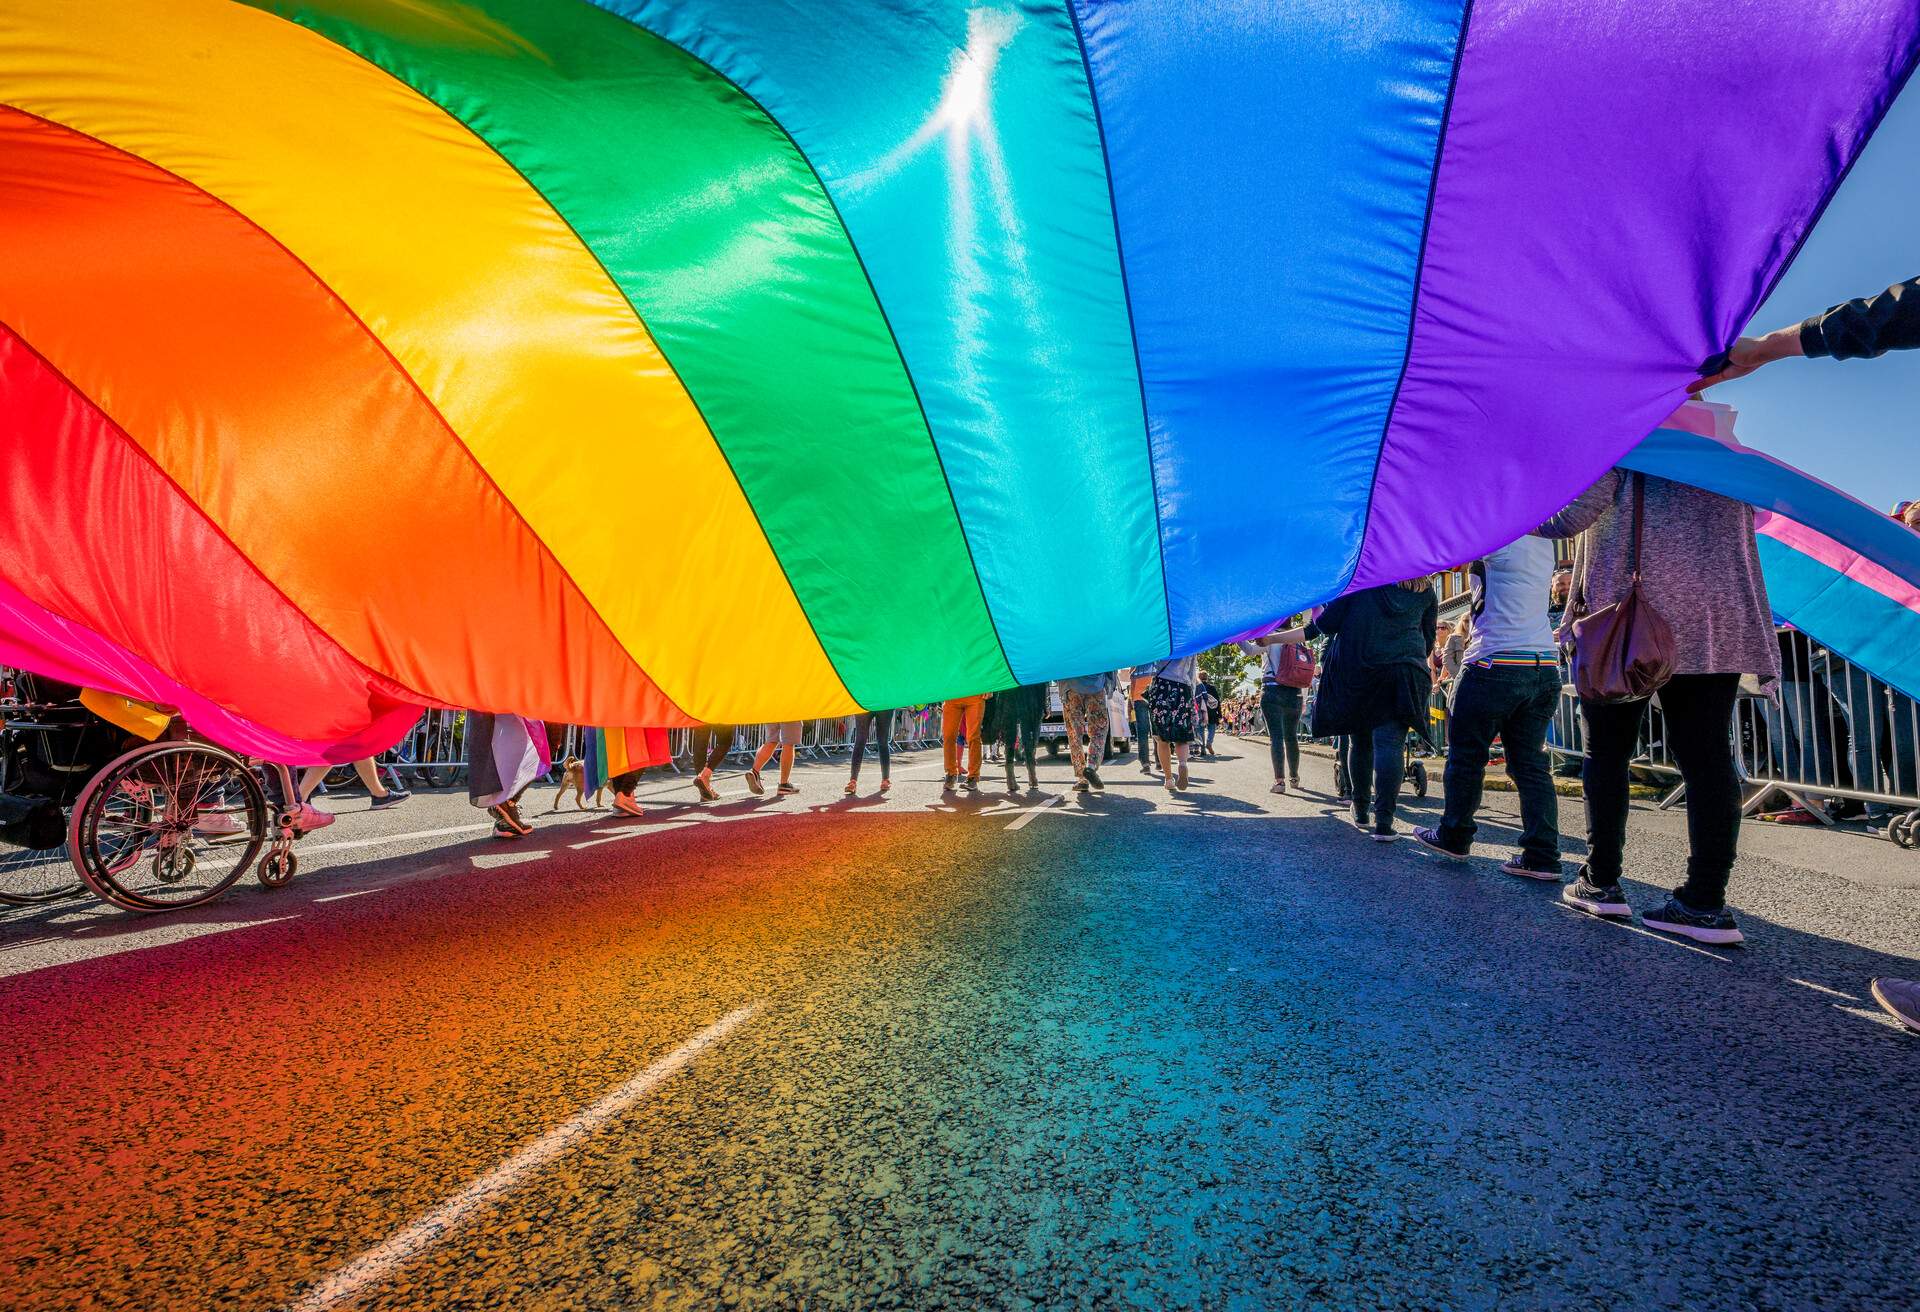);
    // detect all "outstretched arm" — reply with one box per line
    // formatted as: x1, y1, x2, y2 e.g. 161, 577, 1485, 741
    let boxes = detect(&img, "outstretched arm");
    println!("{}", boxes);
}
1693, 276, 1920, 391
1534, 469, 1621, 539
